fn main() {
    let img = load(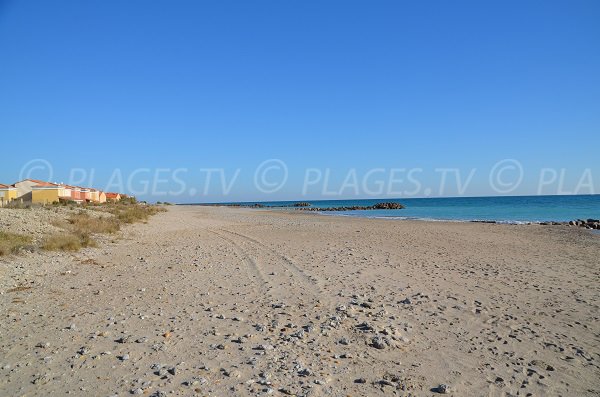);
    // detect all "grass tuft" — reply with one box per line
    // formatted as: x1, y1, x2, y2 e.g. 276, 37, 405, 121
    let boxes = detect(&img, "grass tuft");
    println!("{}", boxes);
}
42, 232, 97, 251
0, 232, 32, 256
68, 212, 120, 234
107, 205, 166, 224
